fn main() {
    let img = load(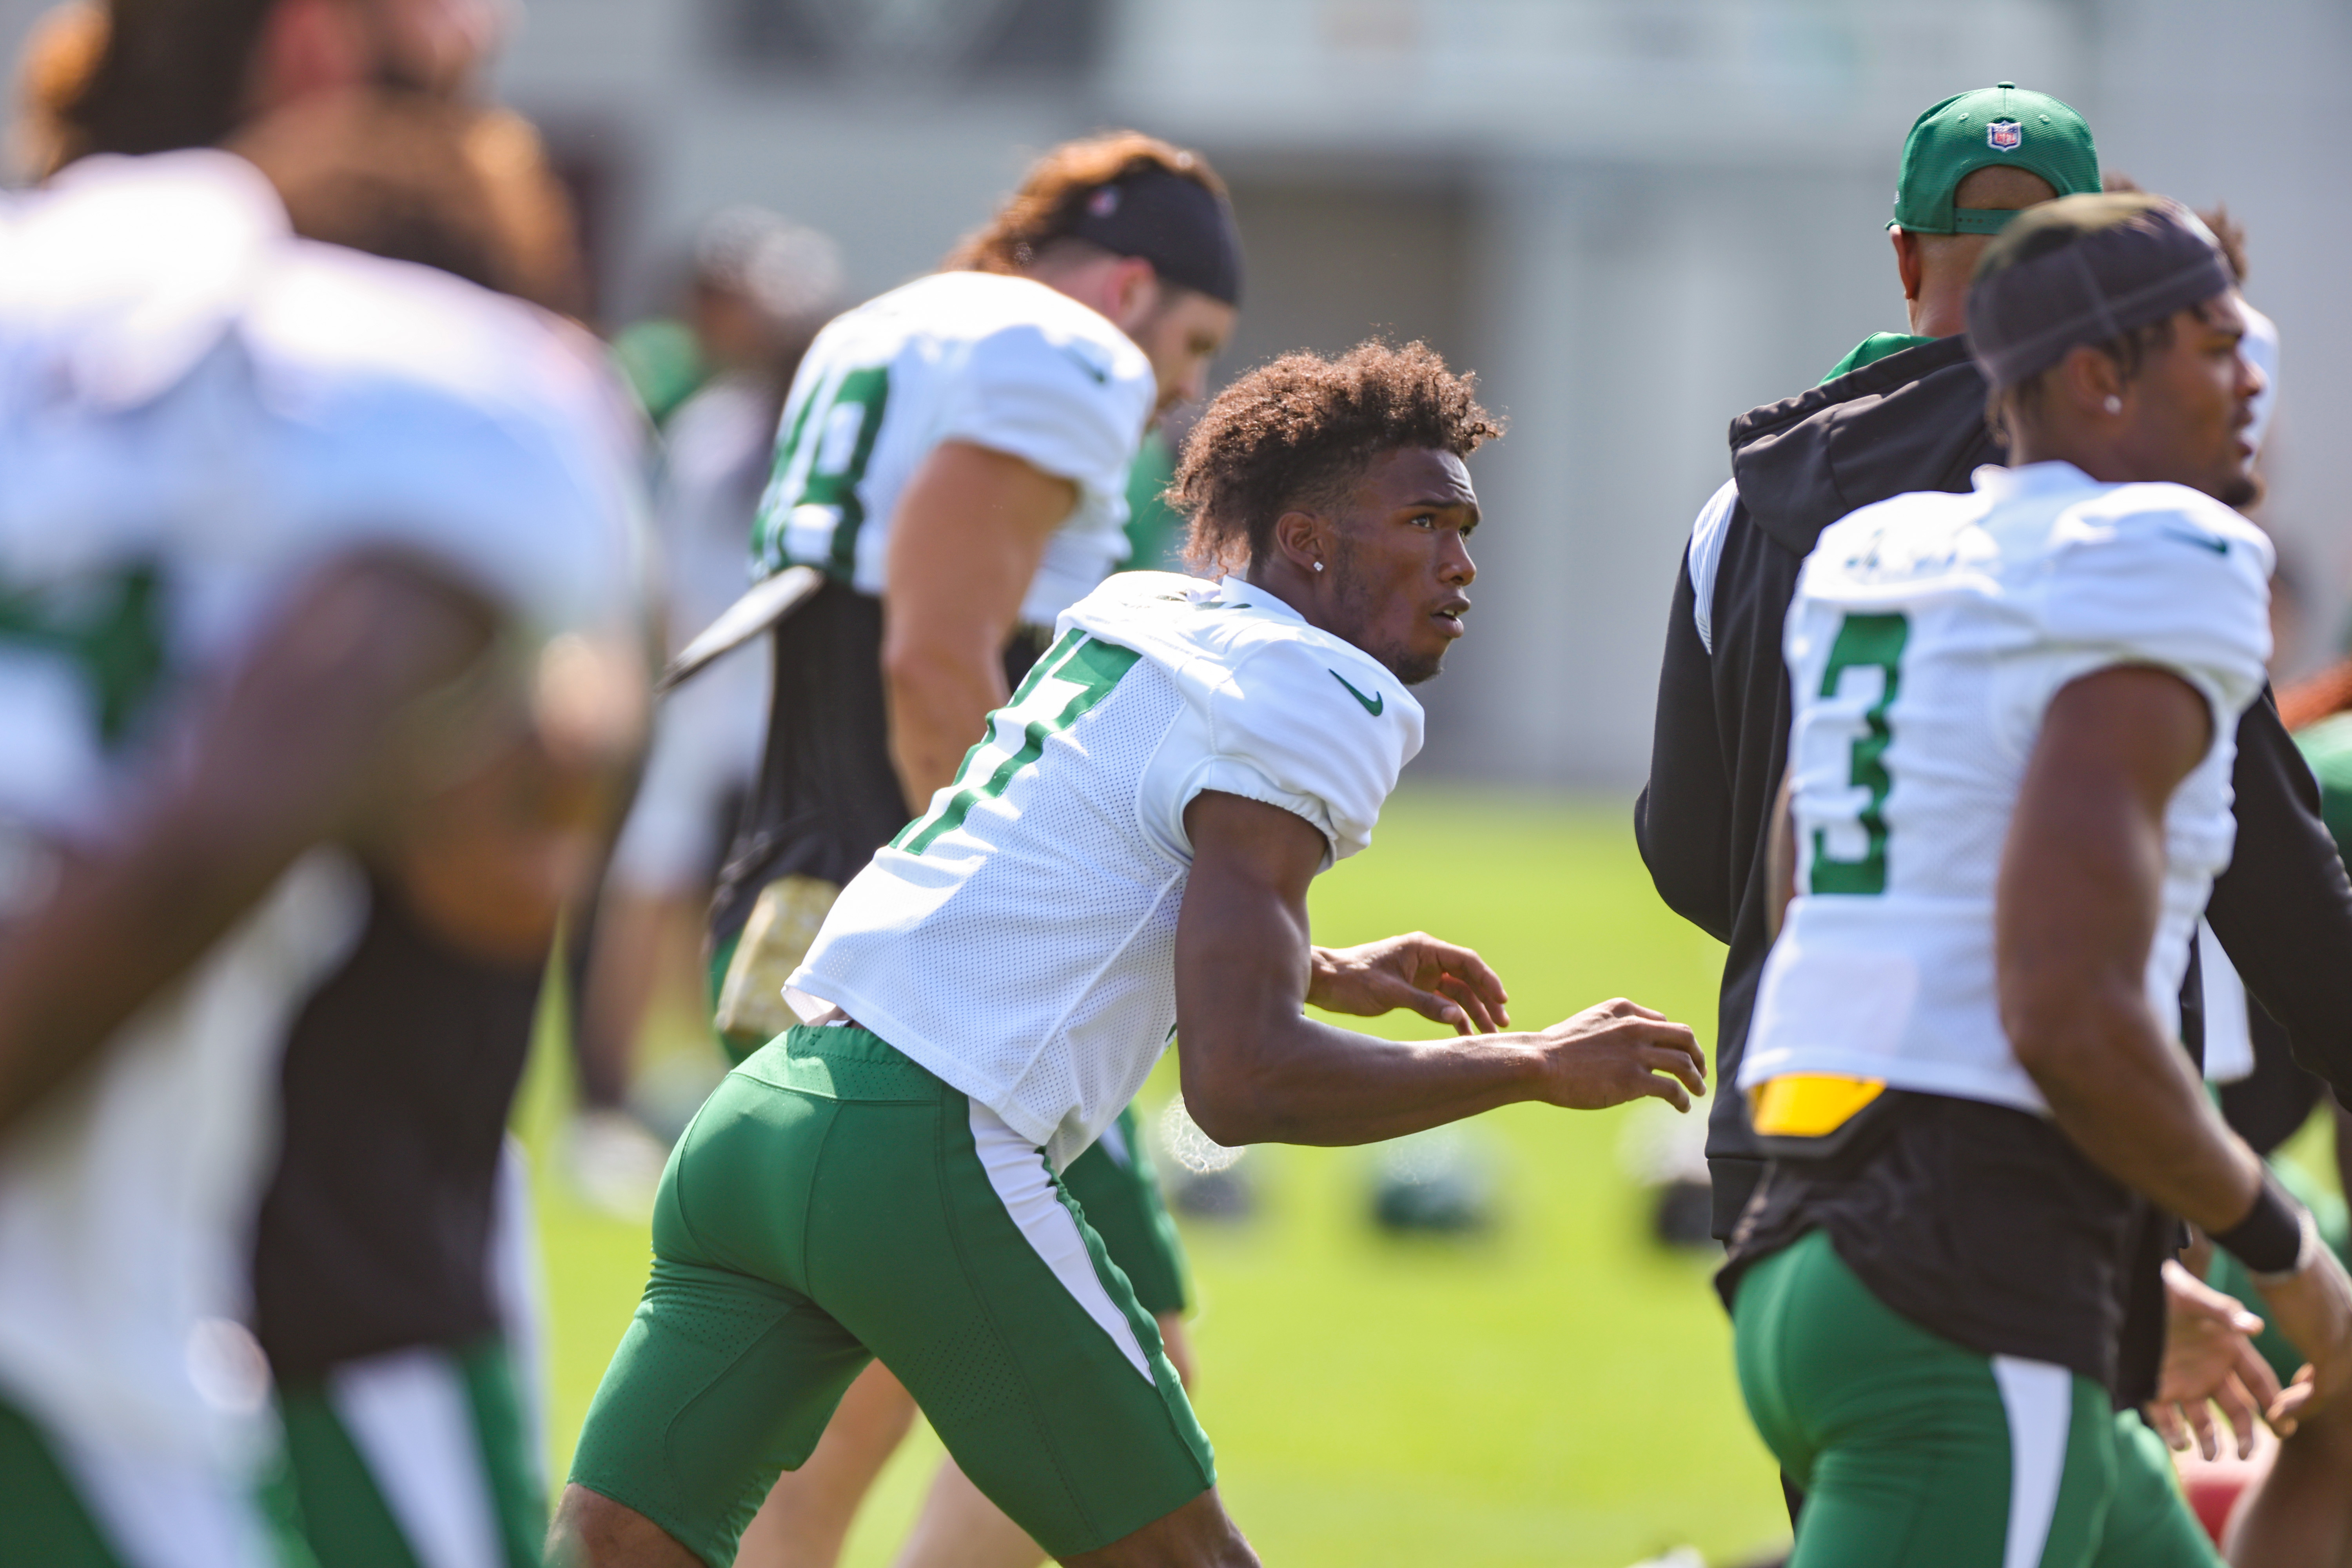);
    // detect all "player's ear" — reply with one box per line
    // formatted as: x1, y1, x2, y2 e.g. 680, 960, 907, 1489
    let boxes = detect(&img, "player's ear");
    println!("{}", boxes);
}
1271, 509, 1330, 578
2054, 341, 2125, 418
